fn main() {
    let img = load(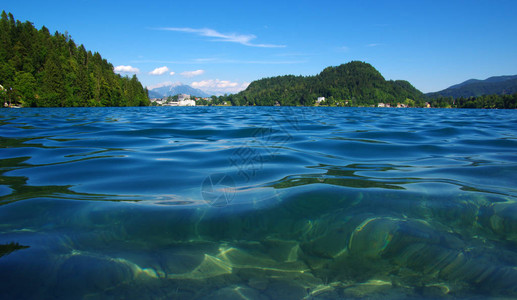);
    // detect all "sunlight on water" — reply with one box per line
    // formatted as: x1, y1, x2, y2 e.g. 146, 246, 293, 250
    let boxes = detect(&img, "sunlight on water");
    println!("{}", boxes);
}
1, 107, 517, 299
